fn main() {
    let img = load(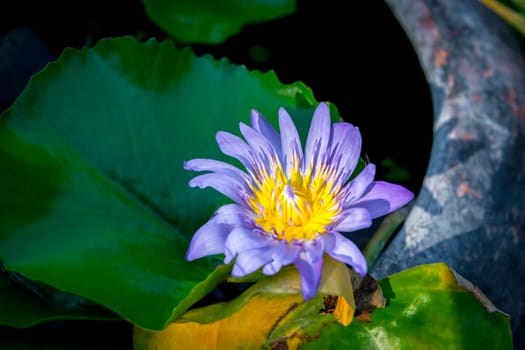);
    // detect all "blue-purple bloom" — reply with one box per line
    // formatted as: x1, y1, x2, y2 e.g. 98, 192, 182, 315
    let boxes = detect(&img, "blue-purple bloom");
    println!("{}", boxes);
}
184, 102, 414, 300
